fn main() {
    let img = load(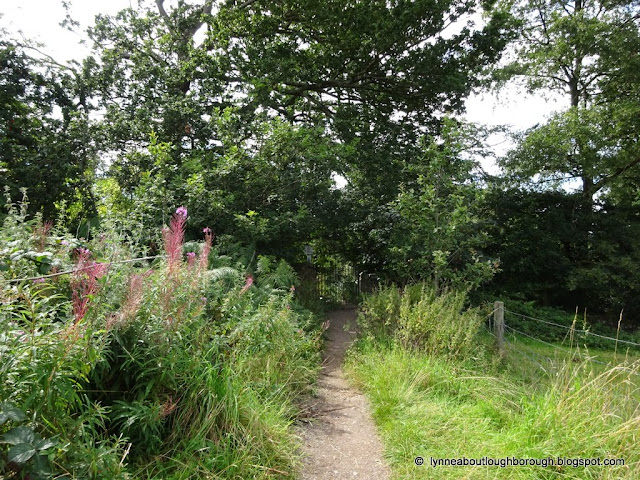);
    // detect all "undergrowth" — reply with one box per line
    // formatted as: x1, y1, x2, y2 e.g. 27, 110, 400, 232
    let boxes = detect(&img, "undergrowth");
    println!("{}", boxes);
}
346, 285, 640, 479
0, 199, 321, 479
